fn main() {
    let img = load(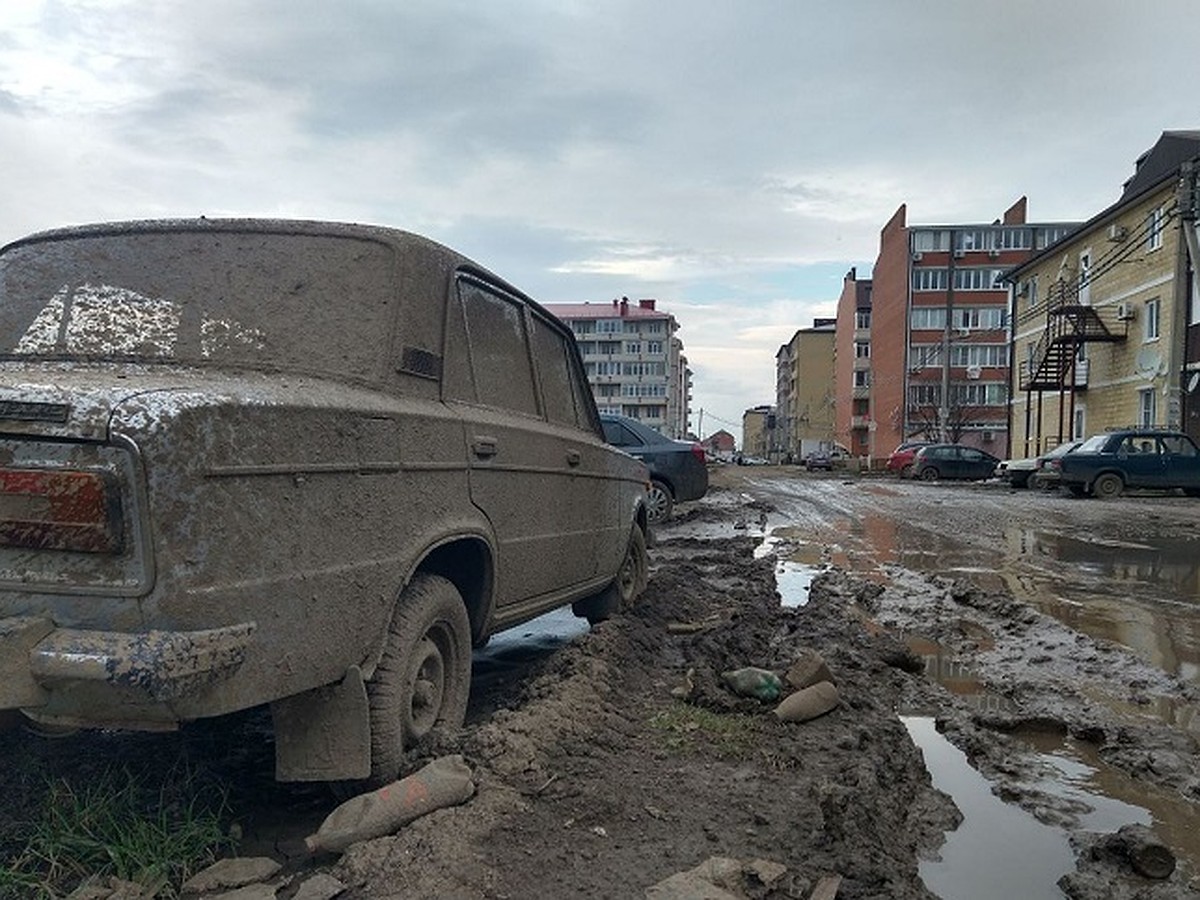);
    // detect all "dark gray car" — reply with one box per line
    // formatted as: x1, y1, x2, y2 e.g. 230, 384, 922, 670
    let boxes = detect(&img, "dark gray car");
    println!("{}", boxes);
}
600, 414, 708, 522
